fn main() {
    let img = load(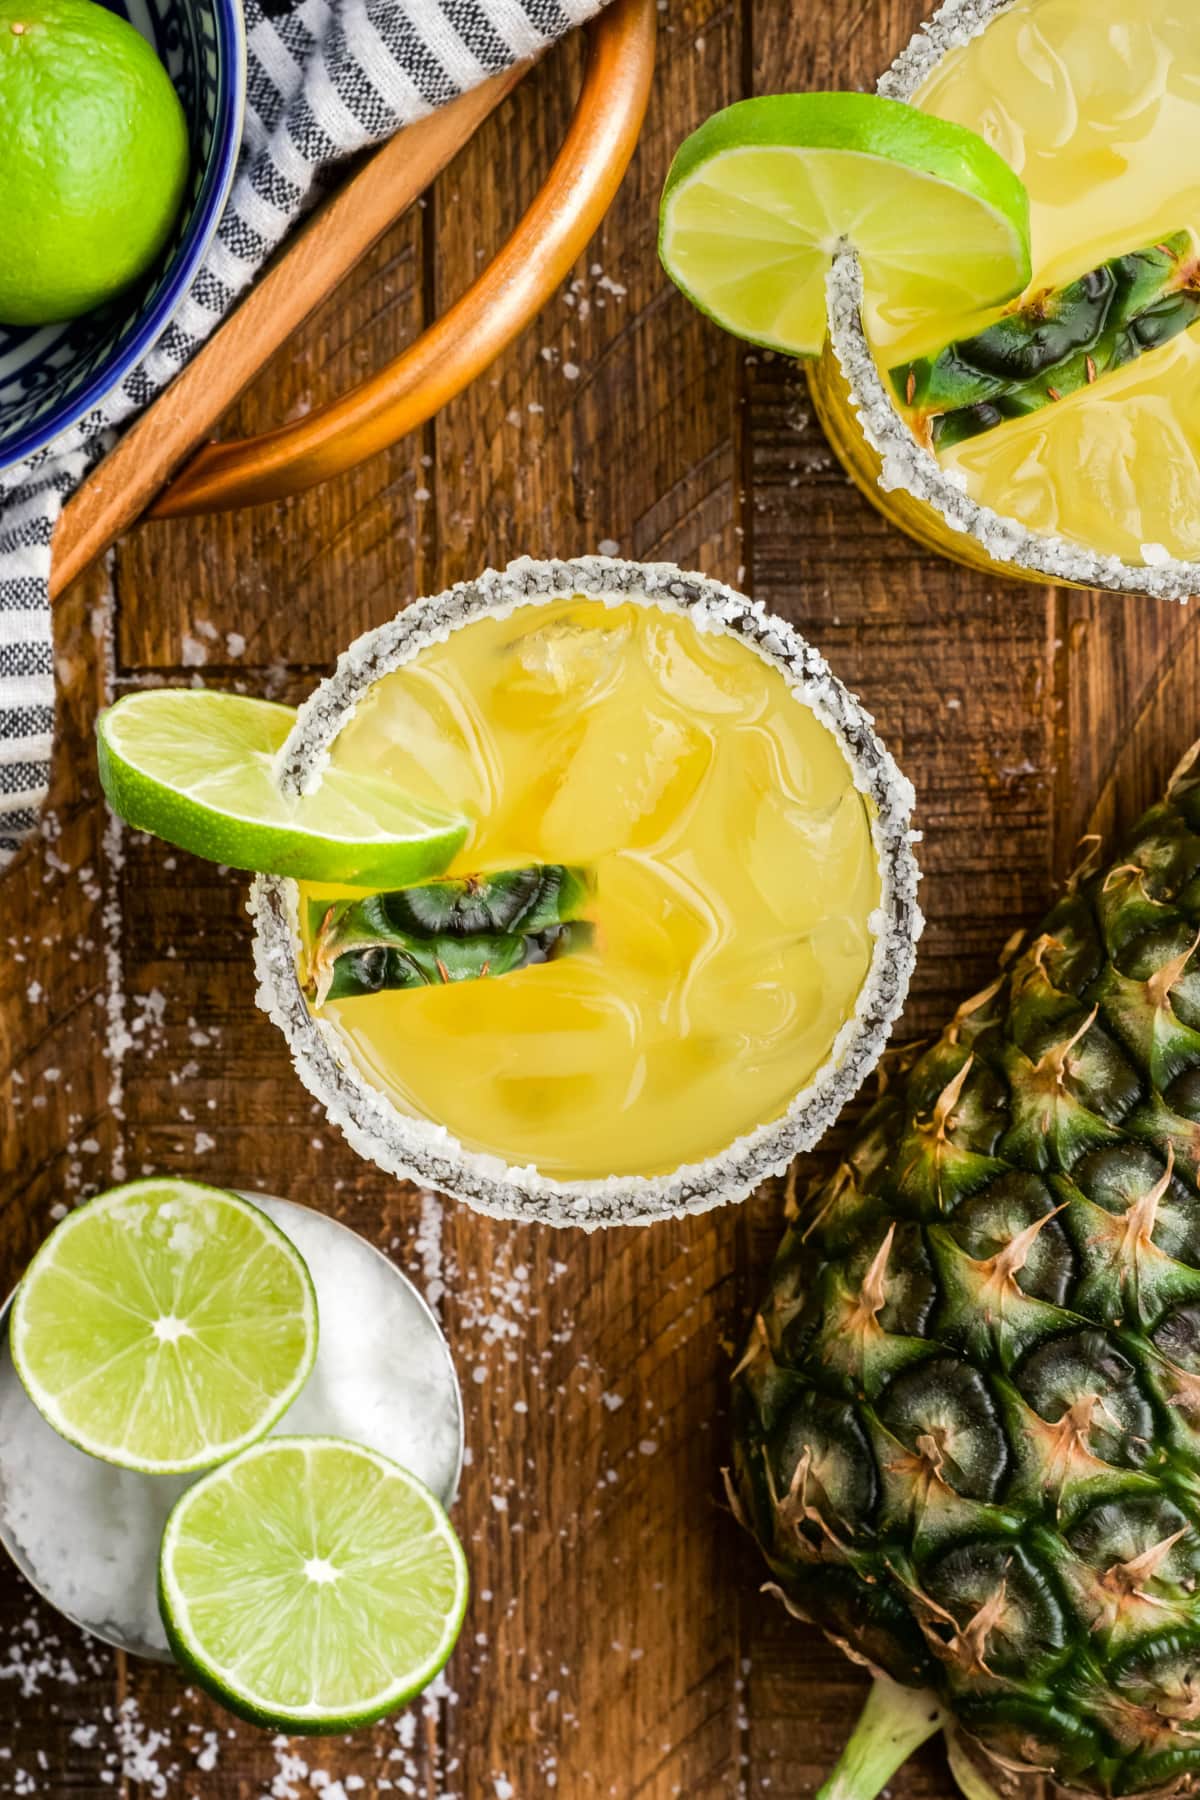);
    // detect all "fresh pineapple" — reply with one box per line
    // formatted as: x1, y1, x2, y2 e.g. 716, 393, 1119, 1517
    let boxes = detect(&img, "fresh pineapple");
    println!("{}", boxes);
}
893, 233, 1200, 452
732, 749, 1200, 1800
304, 864, 593, 1004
